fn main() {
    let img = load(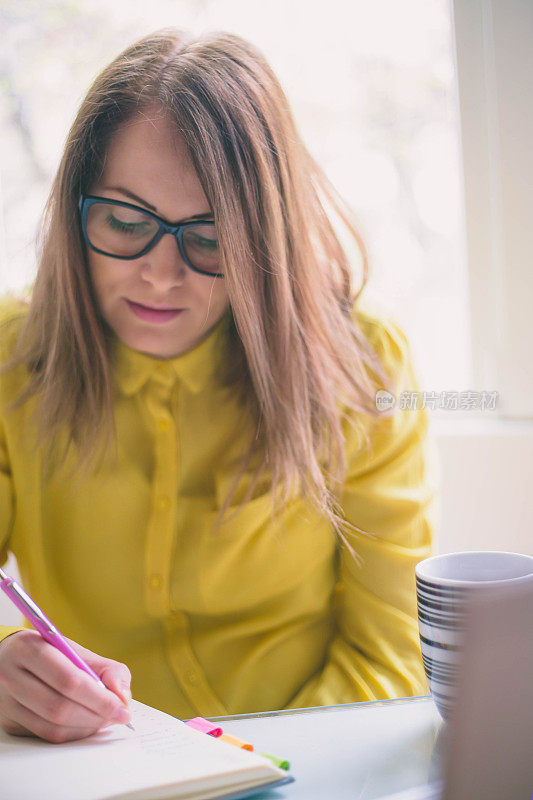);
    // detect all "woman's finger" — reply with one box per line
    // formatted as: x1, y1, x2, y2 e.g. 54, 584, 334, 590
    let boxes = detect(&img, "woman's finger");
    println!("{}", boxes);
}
63, 637, 132, 703
2, 697, 98, 744
11, 634, 129, 723
9, 665, 120, 730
